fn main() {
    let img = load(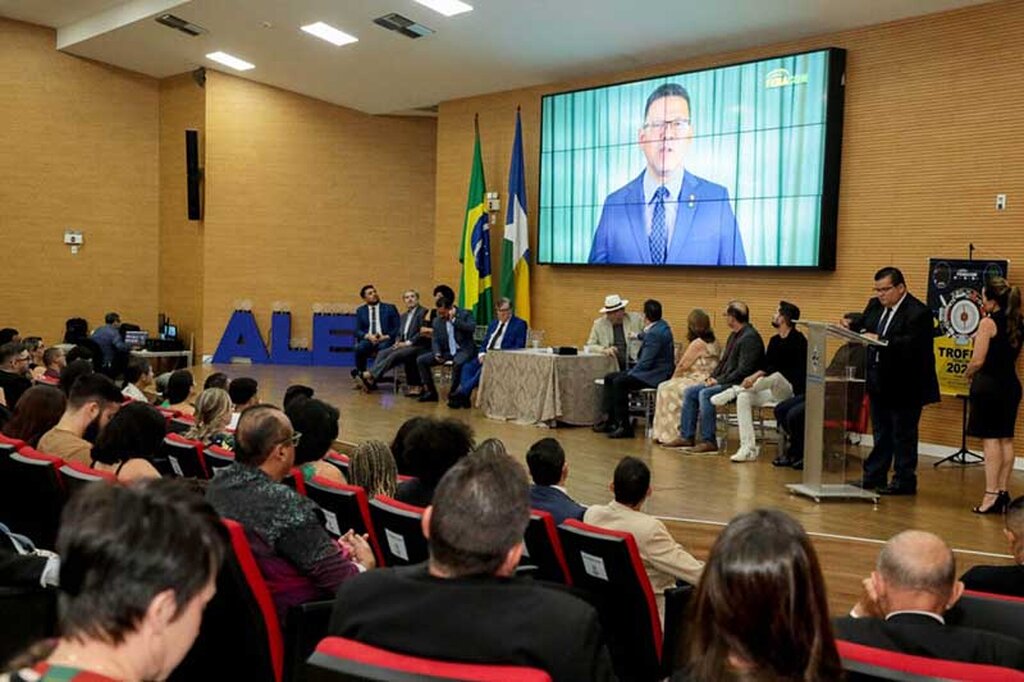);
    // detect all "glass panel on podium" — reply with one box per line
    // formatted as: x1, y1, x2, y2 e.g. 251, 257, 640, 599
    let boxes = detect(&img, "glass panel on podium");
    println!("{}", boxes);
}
787, 321, 886, 502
